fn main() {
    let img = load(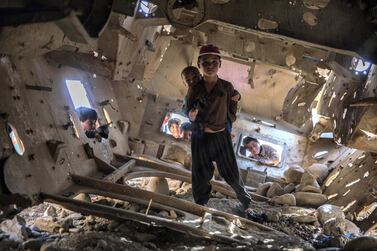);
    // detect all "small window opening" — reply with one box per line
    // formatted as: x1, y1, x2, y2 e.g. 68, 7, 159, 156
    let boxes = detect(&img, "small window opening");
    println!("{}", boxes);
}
65, 80, 92, 109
